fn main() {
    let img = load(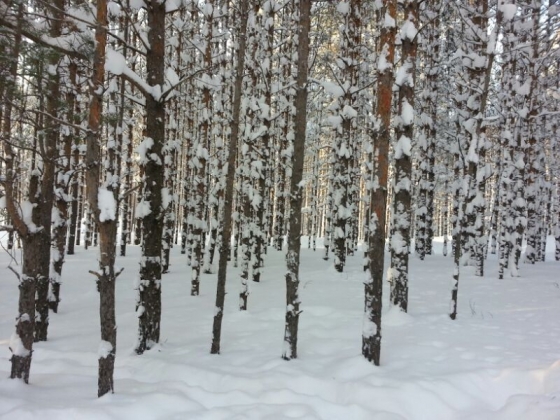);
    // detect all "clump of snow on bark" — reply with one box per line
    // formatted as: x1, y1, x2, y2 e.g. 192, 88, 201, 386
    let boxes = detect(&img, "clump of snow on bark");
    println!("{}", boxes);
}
20, 200, 38, 232
396, 62, 413, 87
401, 100, 414, 125
394, 135, 412, 159
362, 314, 377, 337
383, 12, 395, 28
98, 188, 116, 222
135, 200, 151, 218
400, 20, 417, 41
9, 332, 30, 357
378, 47, 392, 72
98, 340, 113, 359
136, 138, 154, 163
